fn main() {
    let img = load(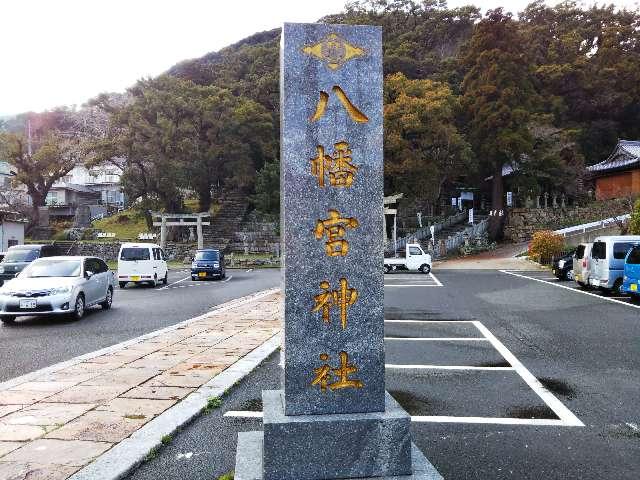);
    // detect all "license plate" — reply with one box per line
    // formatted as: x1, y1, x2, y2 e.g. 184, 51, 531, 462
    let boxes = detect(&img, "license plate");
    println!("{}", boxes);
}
131, 276, 140, 281
631, 284, 637, 292
19, 299, 37, 309
198, 272, 207, 278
